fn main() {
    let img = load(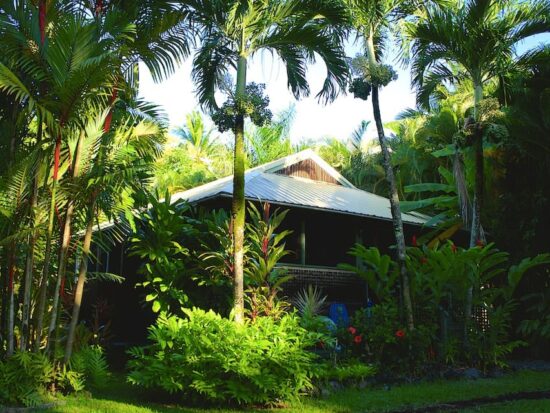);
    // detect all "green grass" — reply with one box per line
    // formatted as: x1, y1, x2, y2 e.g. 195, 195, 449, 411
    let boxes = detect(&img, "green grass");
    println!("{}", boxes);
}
48, 370, 550, 413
